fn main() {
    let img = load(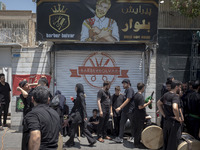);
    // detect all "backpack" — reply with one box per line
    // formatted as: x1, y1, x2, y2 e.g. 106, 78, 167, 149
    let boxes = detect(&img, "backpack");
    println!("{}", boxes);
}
50, 95, 60, 108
